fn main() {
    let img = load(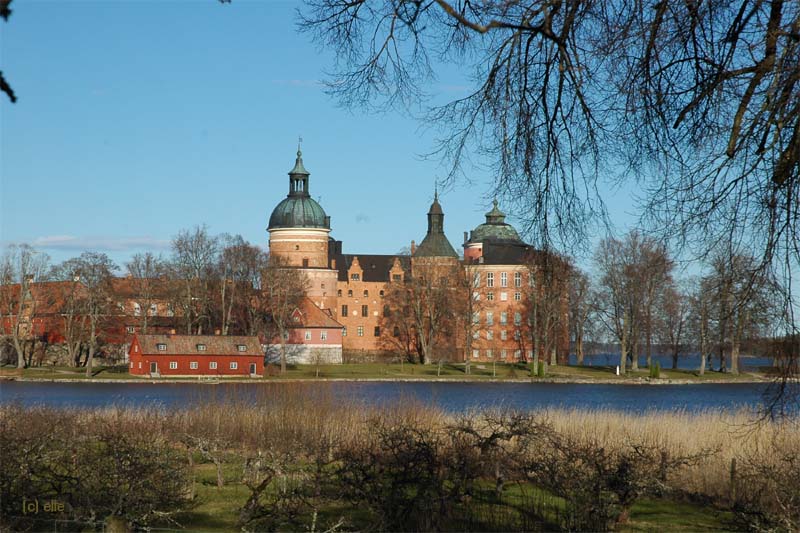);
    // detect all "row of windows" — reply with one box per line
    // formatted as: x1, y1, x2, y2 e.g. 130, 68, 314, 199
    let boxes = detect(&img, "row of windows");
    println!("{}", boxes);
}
338, 289, 386, 298
349, 273, 404, 282
471, 311, 523, 326
340, 304, 388, 318
472, 349, 536, 359
473, 271, 525, 288
341, 326, 381, 337
154, 343, 249, 352
304, 330, 328, 341
471, 329, 522, 341
130, 361, 238, 370
472, 291, 522, 302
